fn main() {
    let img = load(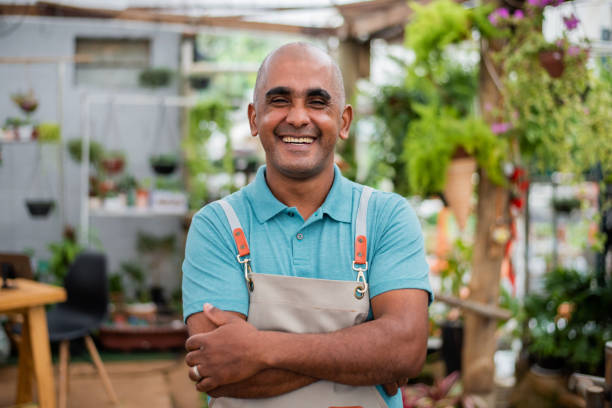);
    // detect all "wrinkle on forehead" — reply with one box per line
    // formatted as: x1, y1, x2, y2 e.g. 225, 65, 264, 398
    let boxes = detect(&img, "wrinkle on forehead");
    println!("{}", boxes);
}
253, 42, 345, 107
